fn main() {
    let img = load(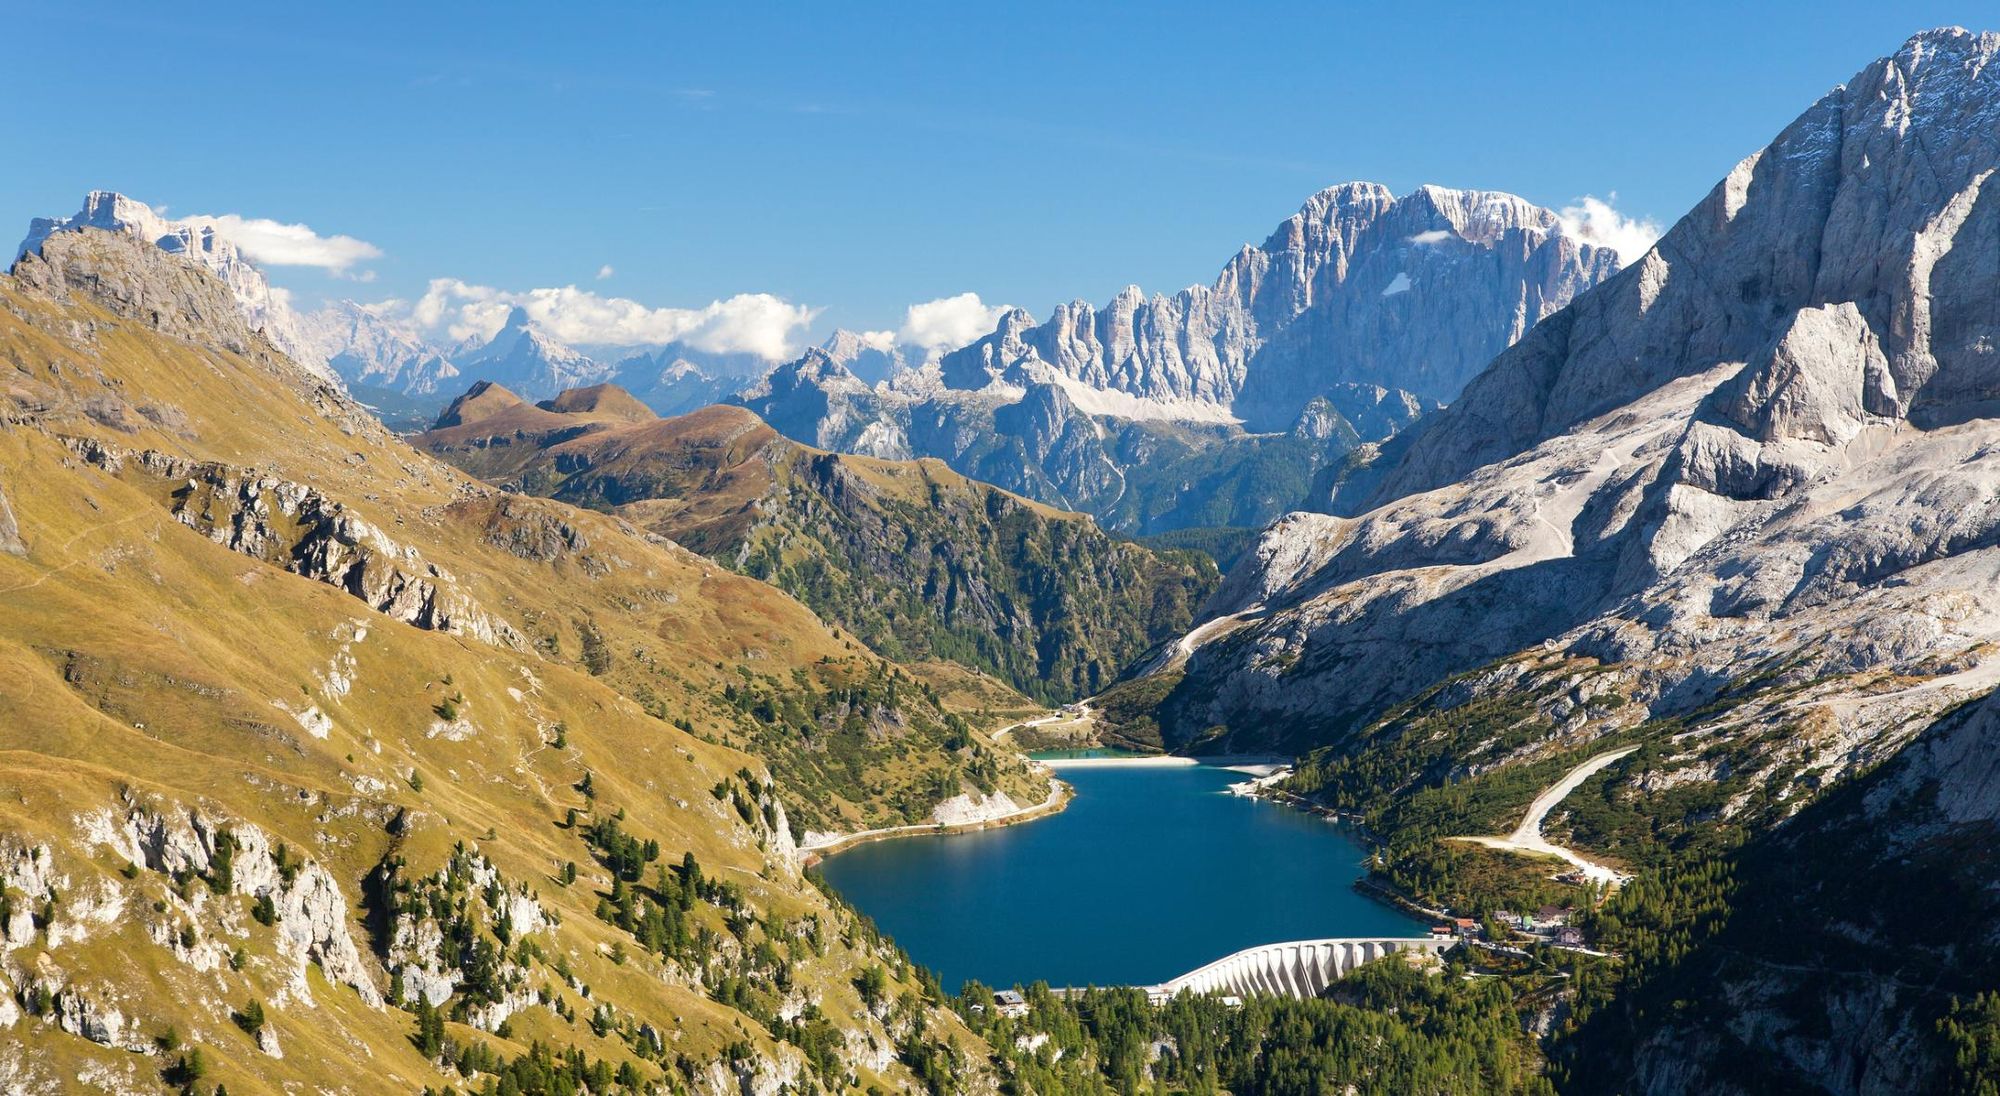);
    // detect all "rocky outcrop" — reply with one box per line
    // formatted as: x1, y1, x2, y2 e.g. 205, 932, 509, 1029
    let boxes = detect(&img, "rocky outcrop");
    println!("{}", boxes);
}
386, 850, 549, 1030
929, 790, 1025, 827
80, 798, 383, 1006
0, 482, 25, 556
65, 438, 524, 650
